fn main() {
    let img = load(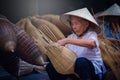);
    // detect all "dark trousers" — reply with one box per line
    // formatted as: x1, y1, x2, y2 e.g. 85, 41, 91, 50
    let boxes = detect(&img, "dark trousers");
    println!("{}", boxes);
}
46, 57, 96, 80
